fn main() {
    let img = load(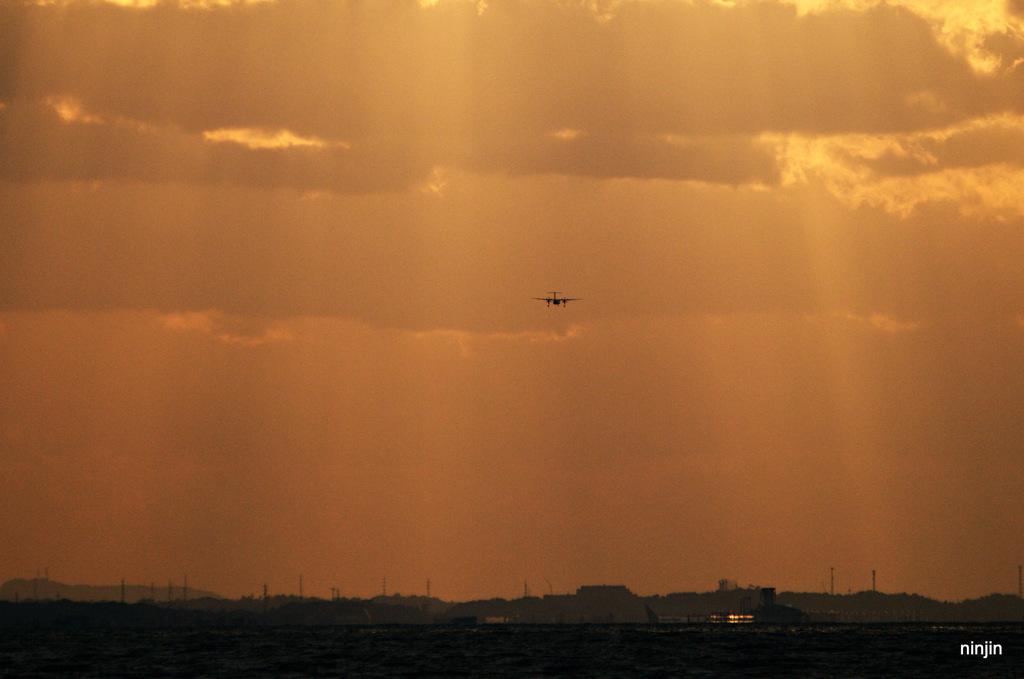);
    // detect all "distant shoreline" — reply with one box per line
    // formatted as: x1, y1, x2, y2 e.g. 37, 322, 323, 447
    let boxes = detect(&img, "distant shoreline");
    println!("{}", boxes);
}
3, 580, 1024, 627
